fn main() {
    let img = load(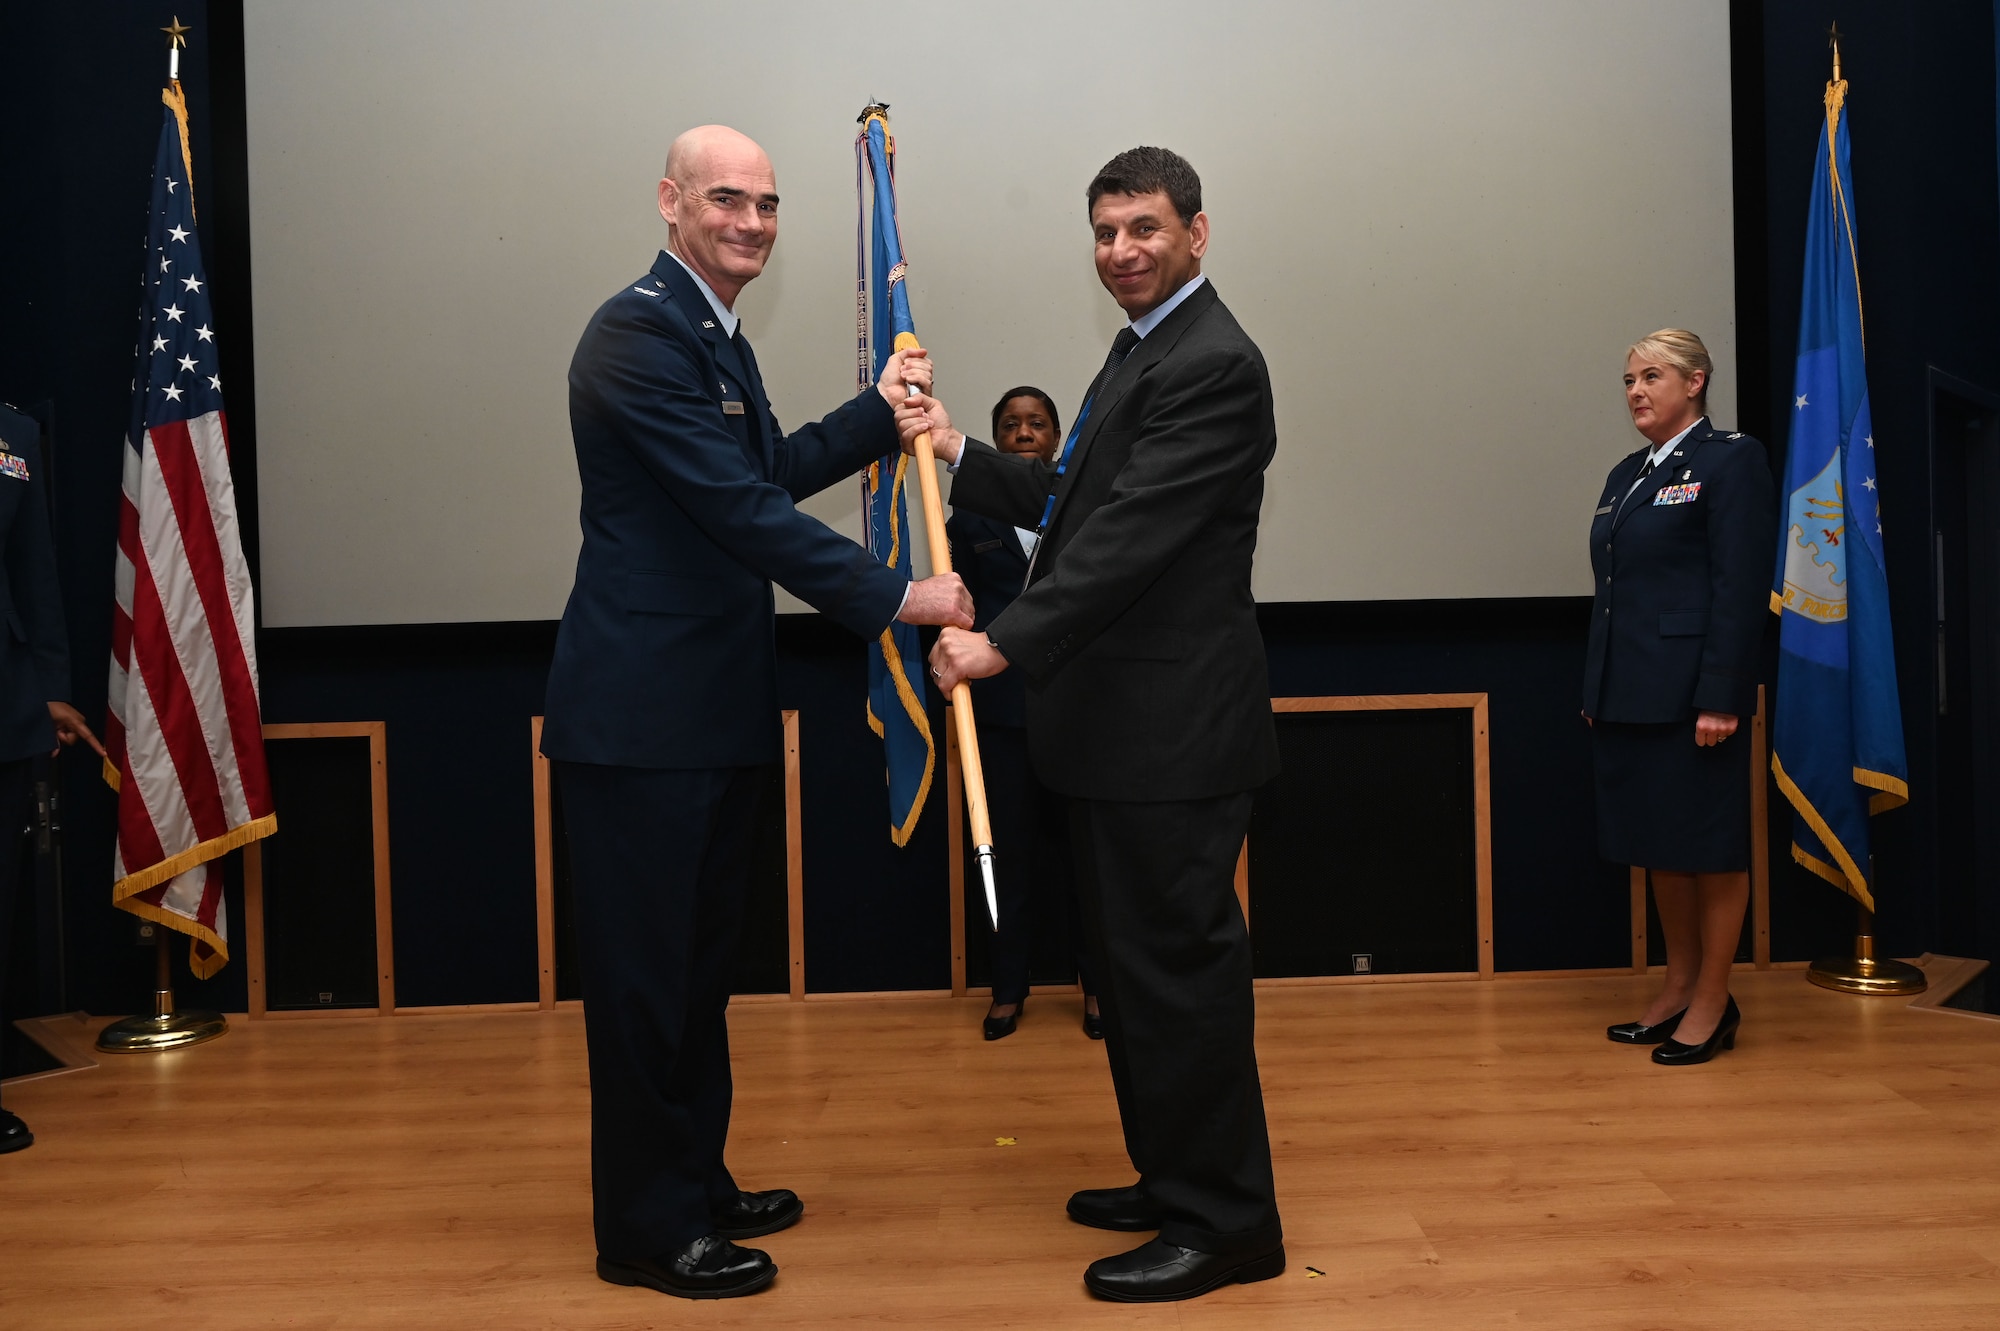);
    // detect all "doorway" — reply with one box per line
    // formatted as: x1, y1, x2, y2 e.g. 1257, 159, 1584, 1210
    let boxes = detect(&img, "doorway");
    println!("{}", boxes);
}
1931, 373, 2000, 961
